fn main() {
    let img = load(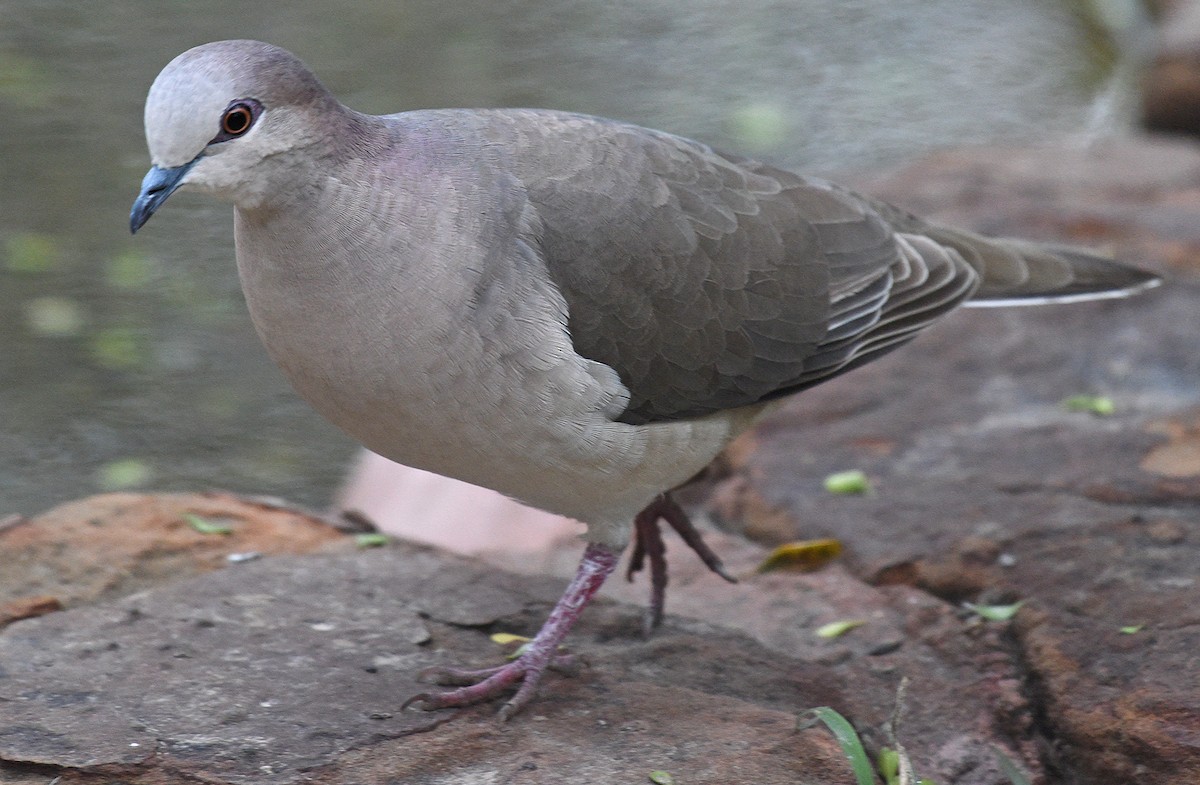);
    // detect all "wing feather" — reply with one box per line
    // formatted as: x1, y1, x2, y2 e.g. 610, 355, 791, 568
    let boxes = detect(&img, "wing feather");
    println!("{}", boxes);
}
474, 110, 985, 424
